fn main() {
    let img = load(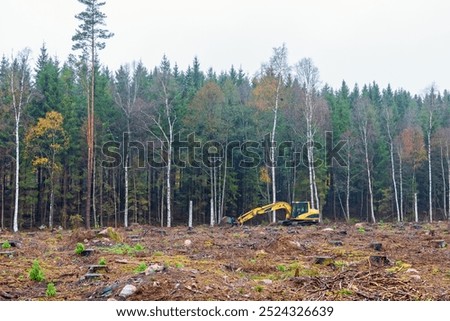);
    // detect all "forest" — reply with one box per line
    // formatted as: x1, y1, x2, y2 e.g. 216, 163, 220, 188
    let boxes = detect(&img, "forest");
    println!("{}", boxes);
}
1, 1, 449, 232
